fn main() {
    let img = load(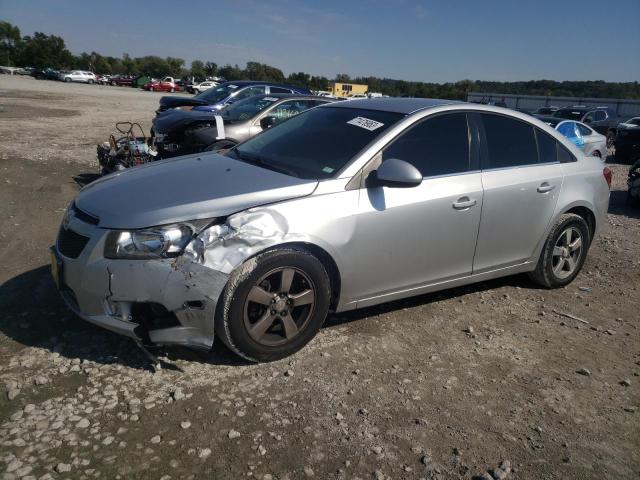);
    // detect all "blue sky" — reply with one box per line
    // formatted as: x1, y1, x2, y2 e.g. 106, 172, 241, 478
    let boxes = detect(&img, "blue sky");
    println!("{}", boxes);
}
2, 0, 639, 82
